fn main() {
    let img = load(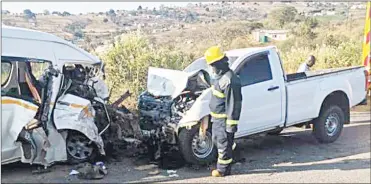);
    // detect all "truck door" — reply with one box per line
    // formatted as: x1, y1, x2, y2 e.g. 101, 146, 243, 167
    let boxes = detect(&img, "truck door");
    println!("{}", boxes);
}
234, 52, 283, 136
